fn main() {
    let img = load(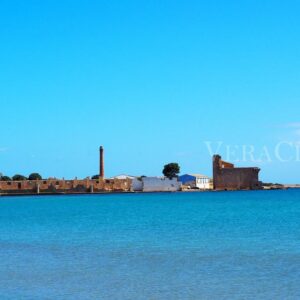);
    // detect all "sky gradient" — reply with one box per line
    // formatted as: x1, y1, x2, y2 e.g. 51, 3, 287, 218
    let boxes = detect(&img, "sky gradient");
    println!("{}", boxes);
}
1, 0, 300, 183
